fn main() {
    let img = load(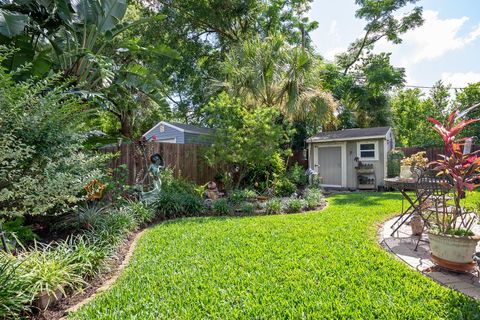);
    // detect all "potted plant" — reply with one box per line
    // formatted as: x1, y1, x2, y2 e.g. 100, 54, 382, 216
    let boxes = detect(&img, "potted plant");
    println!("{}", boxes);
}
426, 109, 480, 271
399, 152, 429, 179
